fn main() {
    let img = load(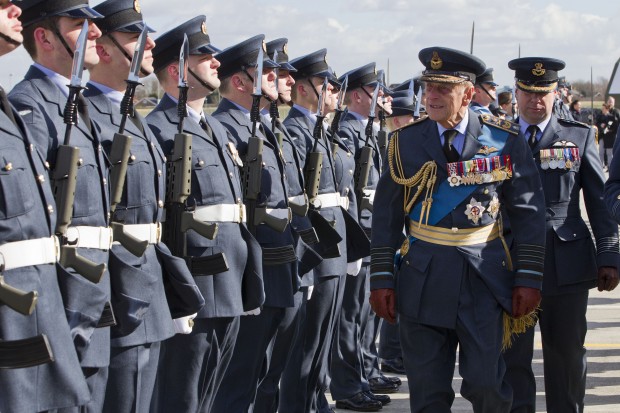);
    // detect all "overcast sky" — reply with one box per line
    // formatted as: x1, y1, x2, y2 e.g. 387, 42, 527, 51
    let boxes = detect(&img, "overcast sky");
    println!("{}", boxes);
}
3, 0, 620, 91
